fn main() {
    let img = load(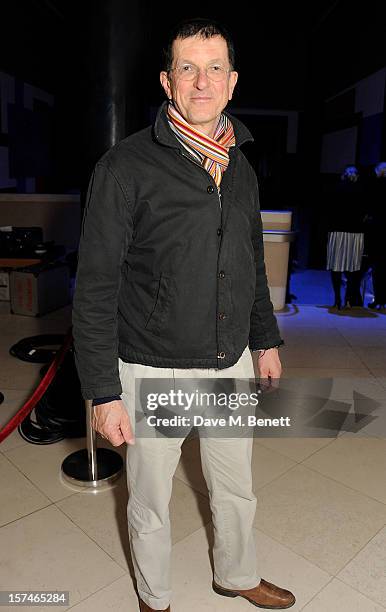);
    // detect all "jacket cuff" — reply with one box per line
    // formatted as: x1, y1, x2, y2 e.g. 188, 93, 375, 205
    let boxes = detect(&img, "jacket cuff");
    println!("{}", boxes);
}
249, 338, 284, 351
81, 383, 123, 401
92, 395, 121, 406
